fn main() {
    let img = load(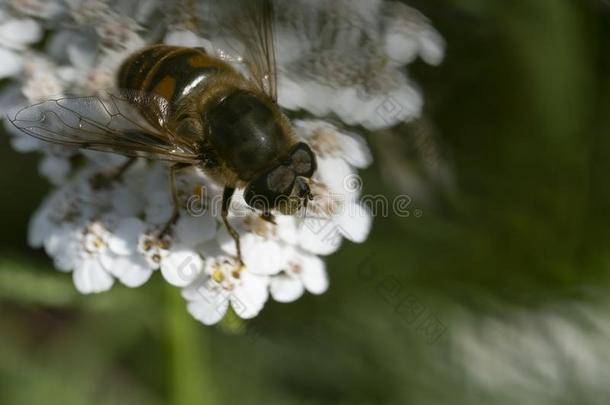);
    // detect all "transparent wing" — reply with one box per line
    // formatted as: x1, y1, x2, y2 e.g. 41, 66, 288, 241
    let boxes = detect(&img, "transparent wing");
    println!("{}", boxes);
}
198, 0, 278, 101
270, 0, 382, 84
188, 0, 436, 113
8, 91, 201, 164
